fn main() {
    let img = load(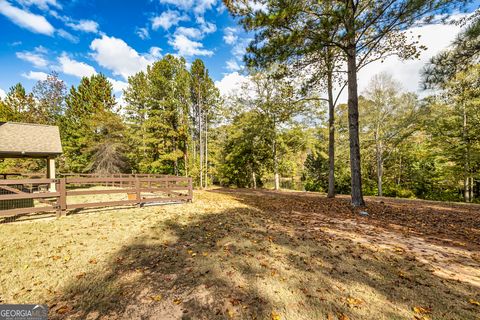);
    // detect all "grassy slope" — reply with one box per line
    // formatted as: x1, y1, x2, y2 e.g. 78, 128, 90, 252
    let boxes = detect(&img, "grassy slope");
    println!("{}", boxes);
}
0, 189, 479, 320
